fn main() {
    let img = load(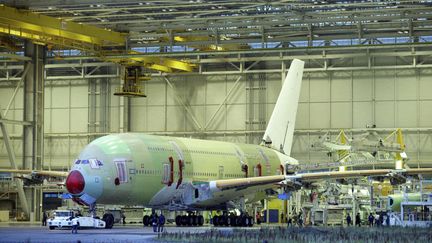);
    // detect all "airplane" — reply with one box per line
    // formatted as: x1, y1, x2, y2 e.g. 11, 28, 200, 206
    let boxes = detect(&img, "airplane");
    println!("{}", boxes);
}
2, 59, 432, 229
